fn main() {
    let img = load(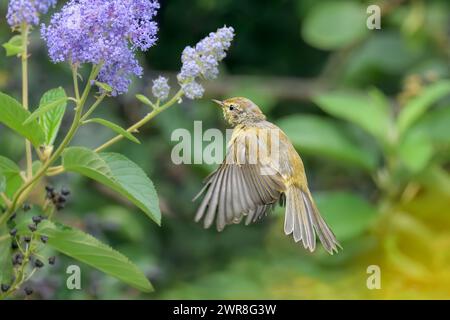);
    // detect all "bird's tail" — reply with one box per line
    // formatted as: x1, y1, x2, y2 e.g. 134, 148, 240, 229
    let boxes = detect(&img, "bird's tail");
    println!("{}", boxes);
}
284, 186, 341, 254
